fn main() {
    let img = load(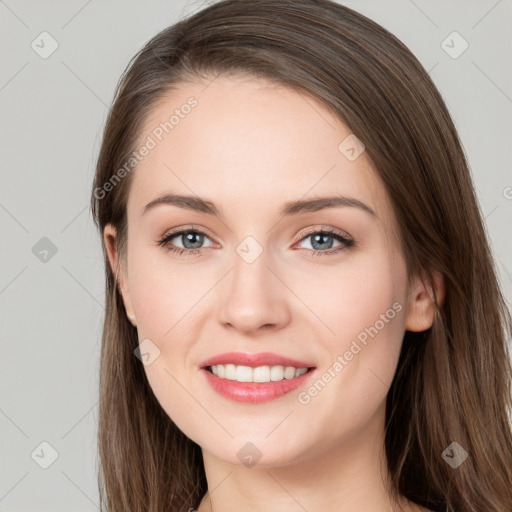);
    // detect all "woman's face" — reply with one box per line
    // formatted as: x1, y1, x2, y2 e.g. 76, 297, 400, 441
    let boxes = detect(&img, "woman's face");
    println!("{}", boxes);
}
105, 74, 434, 467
